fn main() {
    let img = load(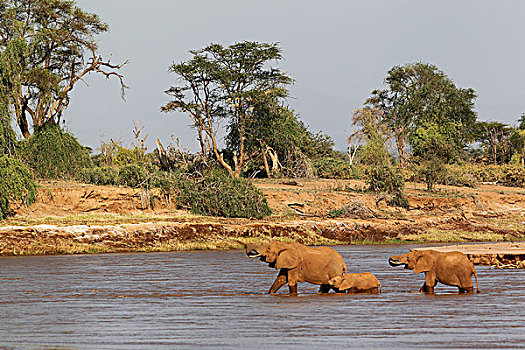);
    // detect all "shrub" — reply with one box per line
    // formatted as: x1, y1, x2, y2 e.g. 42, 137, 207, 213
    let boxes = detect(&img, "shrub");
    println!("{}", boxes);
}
78, 167, 119, 185
502, 166, 525, 187
313, 157, 360, 179
366, 165, 409, 208
19, 123, 92, 179
0, 155, 37, 220
176, 171, 272, 218
117, 164, 149, 188
77, 163, 272, 218
441, 165, 477, 188
442, 164, 525, 188
366, 166, 404, 193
